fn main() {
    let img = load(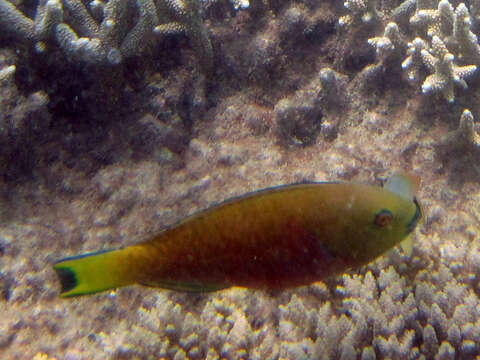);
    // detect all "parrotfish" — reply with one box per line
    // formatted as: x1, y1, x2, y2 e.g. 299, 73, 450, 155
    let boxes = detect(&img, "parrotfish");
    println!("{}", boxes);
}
54, 172, 422, 297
